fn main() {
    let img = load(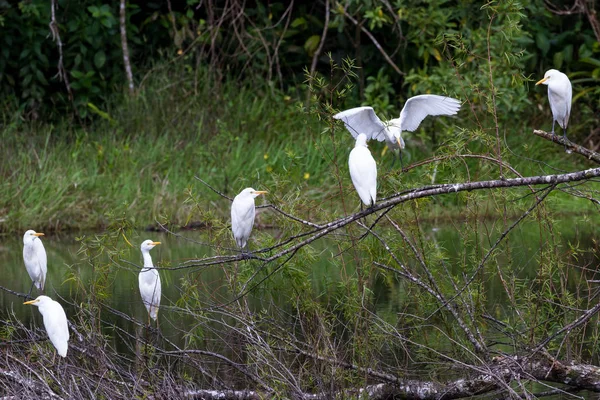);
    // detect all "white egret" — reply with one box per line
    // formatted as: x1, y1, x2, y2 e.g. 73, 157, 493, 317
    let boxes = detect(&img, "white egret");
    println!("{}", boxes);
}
23, 295, 69, 357
349, 133, 377, 207
139, 240, 161, 322
536, 69, 572, 146
231, 188, 268, 250
333, 95, 462, 165
22, 230, 47, 297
